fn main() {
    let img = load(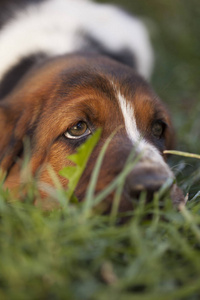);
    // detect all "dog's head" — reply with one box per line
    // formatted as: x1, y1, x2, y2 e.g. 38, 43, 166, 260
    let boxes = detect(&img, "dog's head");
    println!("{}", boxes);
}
0, 54, 184, 210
